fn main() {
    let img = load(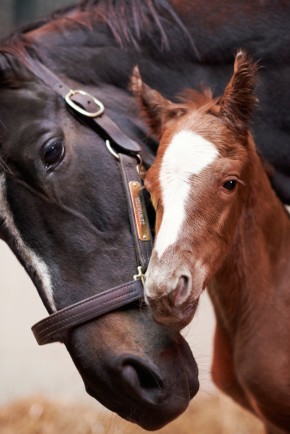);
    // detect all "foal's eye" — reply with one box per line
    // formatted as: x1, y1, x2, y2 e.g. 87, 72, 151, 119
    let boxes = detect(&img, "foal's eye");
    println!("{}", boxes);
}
41, 139, 65, 168
223, 179, 237, 191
